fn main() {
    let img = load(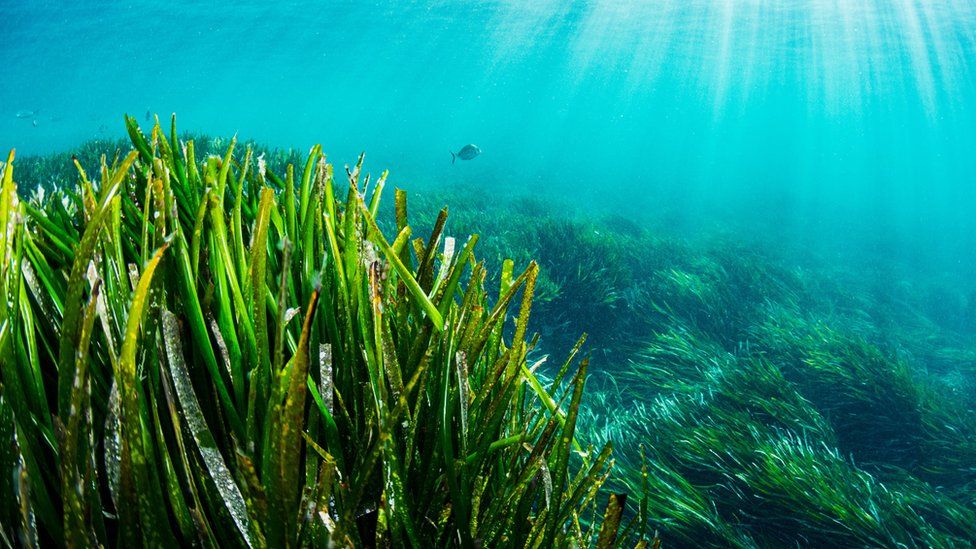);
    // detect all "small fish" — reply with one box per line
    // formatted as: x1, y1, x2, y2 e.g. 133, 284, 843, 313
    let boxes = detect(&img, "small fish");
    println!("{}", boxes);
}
451, 144, 481, 164
32, 119, 37, 128
15, 109, 37, 119
145, 109, 151, 122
